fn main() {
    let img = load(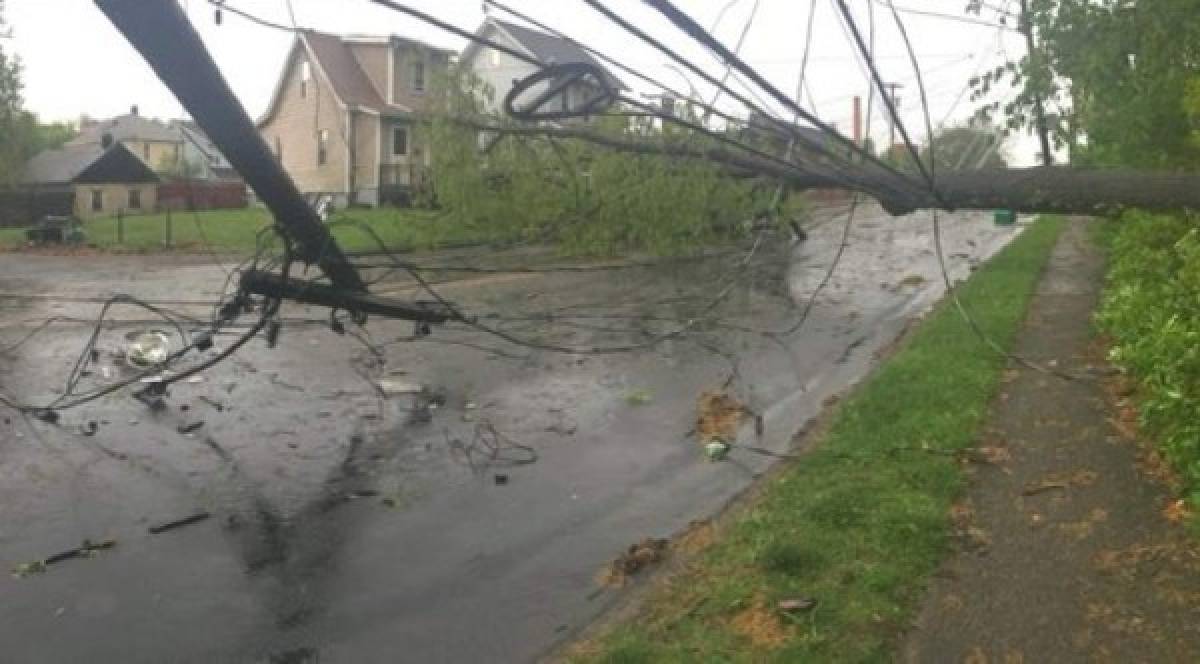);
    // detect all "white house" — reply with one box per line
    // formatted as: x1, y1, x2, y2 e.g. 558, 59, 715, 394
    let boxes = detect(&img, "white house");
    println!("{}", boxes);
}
459, 18, 625, 120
